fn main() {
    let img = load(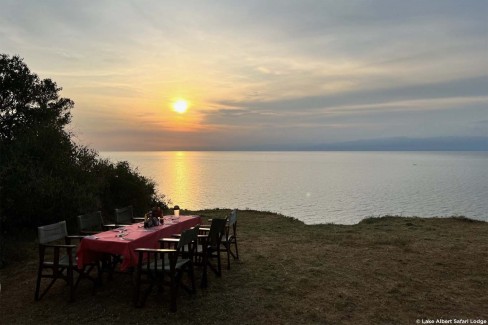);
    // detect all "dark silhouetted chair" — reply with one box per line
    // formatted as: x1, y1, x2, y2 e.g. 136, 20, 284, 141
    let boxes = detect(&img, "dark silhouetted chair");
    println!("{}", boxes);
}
35, 221, 98, 301
200, 210, 240, 270
77, 211, 119, 278
77, 211, 116, 234
196, 218, 227, 288
221, 209, 239, 269
133, 226, 199, 312
115, 206, 142, 225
